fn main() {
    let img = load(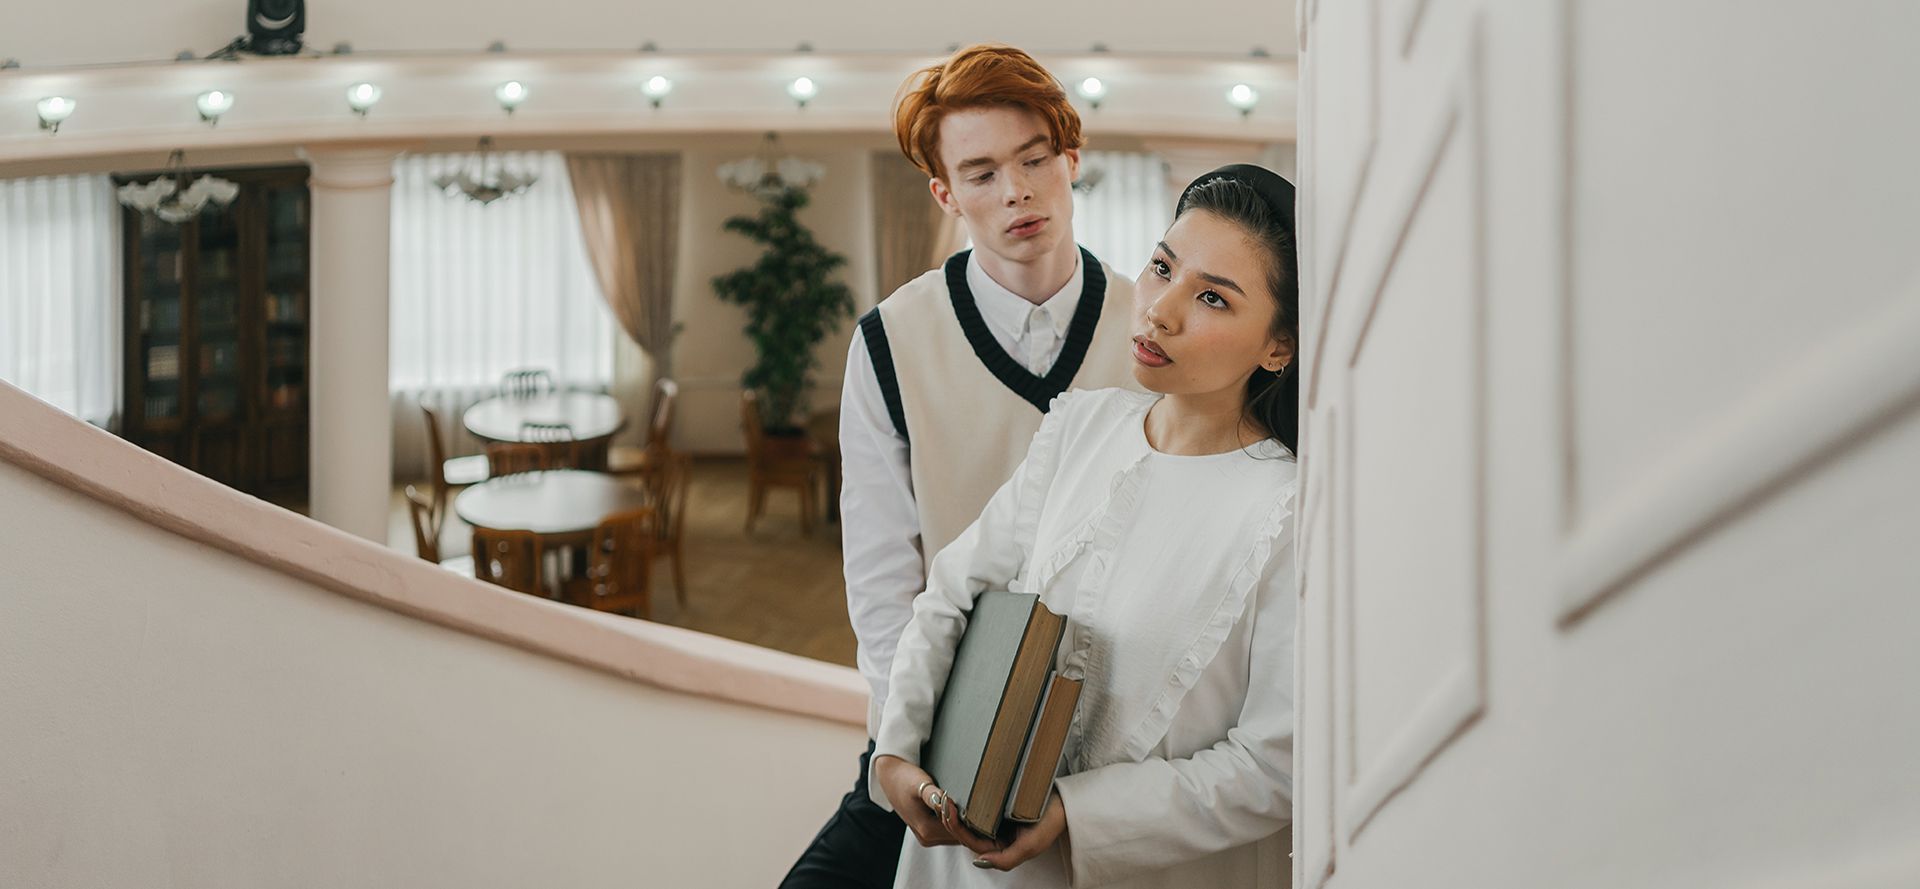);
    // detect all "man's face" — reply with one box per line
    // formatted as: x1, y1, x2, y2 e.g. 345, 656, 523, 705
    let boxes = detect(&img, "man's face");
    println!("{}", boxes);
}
929, 106, 1081, 265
